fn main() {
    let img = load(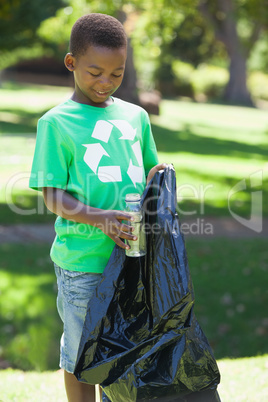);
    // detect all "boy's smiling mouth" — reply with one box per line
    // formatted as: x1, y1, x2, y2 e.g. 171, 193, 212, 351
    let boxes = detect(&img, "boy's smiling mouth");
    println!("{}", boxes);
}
94, 89, 112, 97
